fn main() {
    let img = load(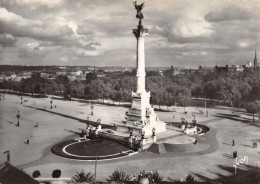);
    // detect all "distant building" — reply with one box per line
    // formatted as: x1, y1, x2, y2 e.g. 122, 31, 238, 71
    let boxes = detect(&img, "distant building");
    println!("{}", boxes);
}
164, 66, 181, 76
56, 71, 67, 76
58, 66, 67, 70
75, 70, 83, 76
97, 74, 106, 78
246, 61, 253, 67
75, 74, 86, 81
214, 65, 228, 74
228, 65, 244, 74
